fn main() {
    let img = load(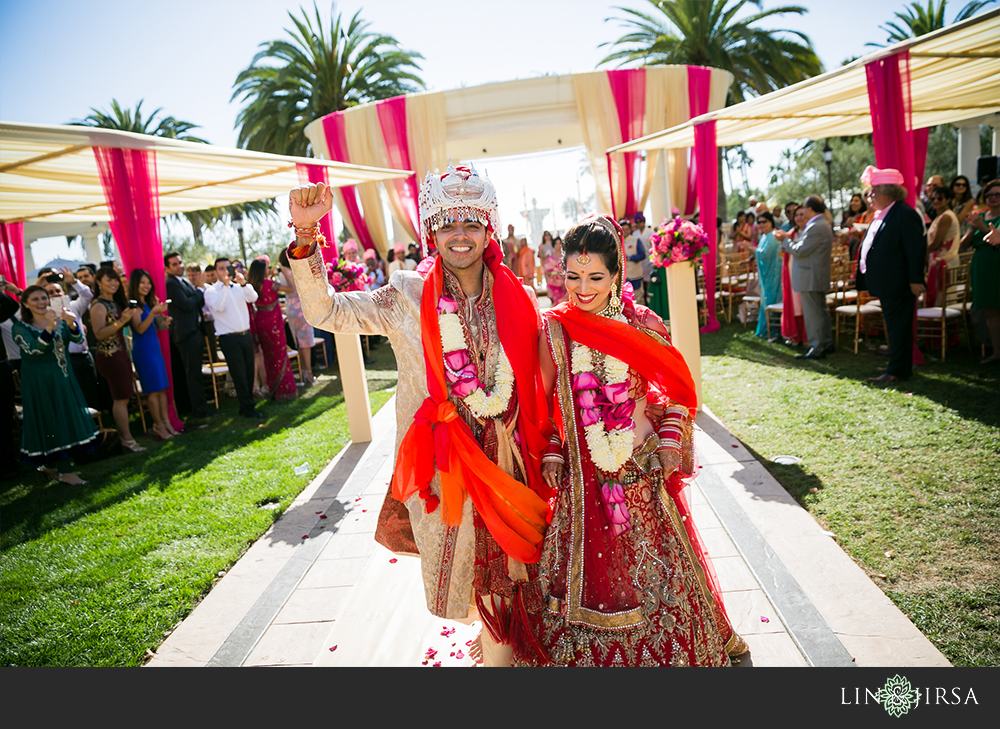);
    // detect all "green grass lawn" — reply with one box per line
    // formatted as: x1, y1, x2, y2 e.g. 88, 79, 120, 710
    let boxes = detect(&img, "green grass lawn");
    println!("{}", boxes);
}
698, 319, 999, 667
0, 339, 399, 667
